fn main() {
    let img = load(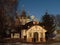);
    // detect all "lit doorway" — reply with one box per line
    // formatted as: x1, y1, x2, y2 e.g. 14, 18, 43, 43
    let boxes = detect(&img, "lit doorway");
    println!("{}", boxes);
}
33, 32, 38, 42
